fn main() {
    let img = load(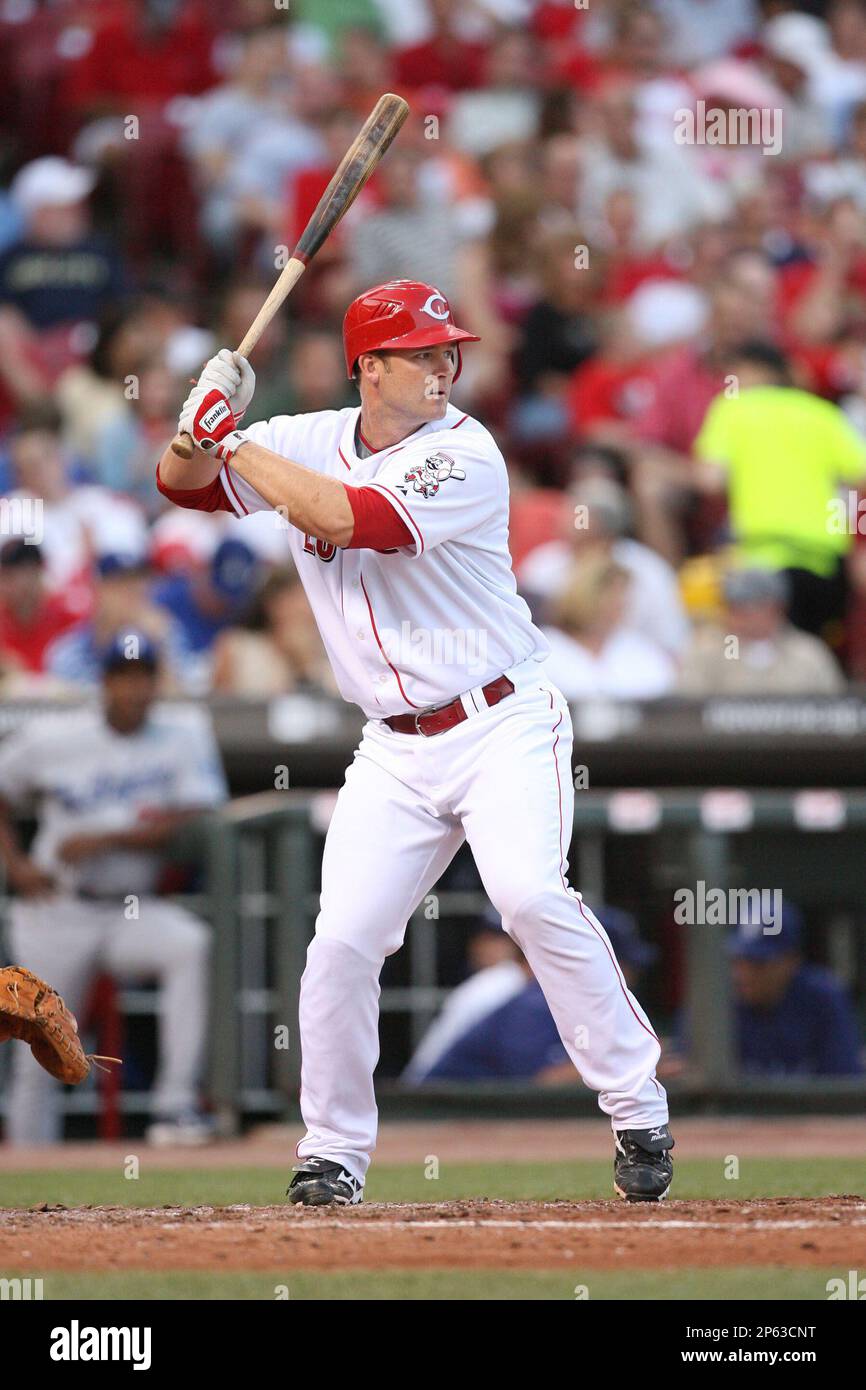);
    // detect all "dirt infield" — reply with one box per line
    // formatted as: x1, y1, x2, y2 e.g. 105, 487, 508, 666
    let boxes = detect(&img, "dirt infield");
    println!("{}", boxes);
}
2, 1198, 865, 1272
